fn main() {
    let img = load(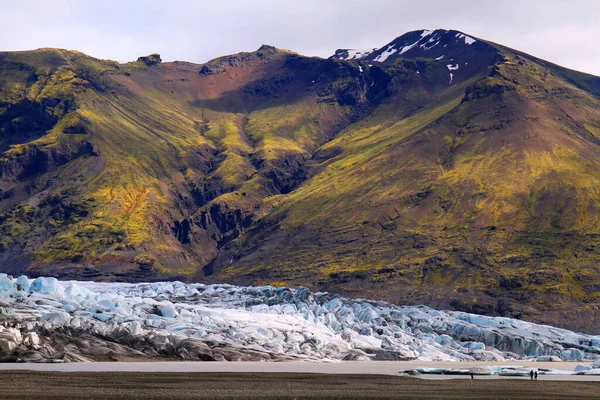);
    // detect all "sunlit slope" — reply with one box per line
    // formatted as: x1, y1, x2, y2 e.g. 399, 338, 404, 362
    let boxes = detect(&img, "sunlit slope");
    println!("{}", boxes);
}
2, 31, 600, 332
209, 53, 600, 332
0, 46, 360, 279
